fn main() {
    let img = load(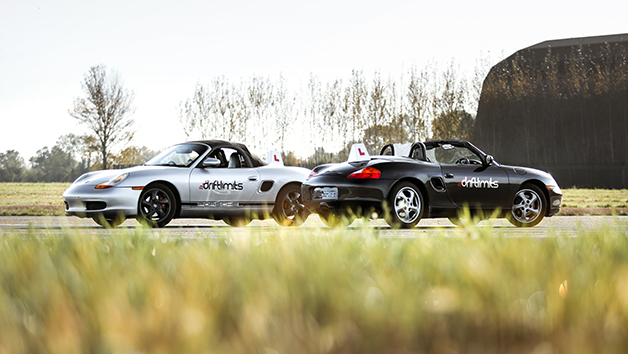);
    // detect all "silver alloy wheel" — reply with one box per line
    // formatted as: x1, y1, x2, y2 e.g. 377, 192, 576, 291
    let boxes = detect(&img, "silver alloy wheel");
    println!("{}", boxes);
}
393, 186, 420, 224
511, 188, 542, 224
